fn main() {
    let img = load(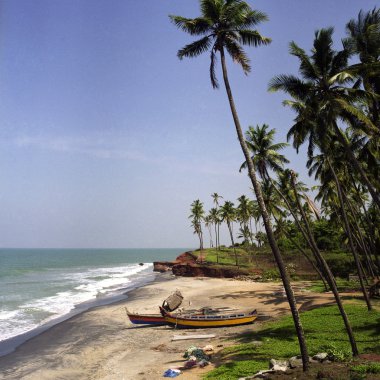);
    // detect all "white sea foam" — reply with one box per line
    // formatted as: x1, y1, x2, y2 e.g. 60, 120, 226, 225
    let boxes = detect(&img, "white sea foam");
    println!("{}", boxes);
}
0, 262, 153, 342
